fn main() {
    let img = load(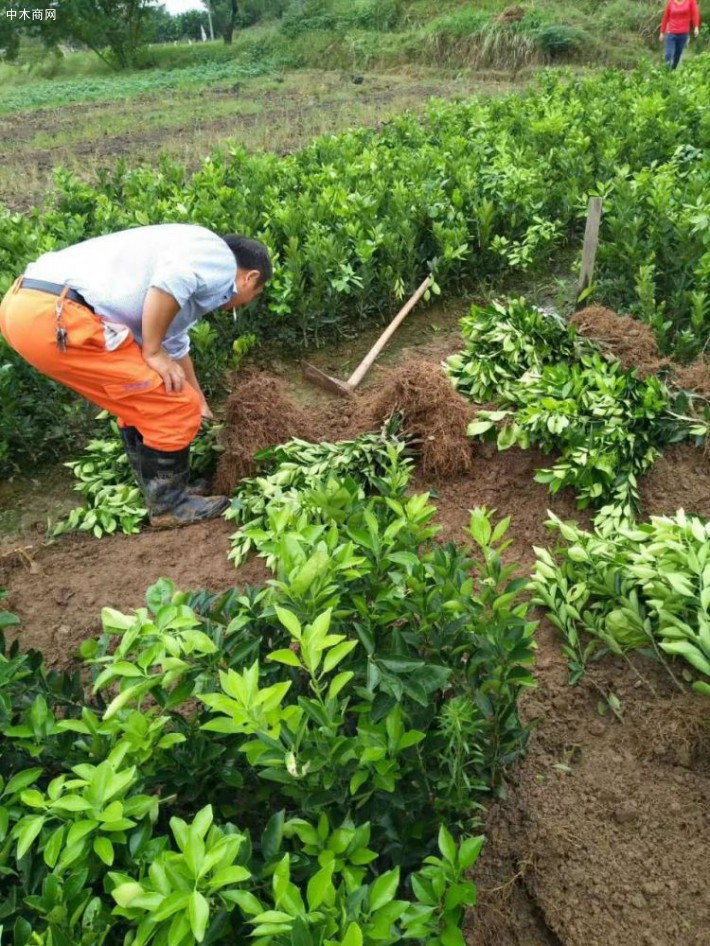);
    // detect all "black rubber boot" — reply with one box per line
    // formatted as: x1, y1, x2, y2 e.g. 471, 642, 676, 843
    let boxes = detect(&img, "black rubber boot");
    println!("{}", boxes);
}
120, 426, 212, 498
135, 440, 229, 528
119, 426, 142, 485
